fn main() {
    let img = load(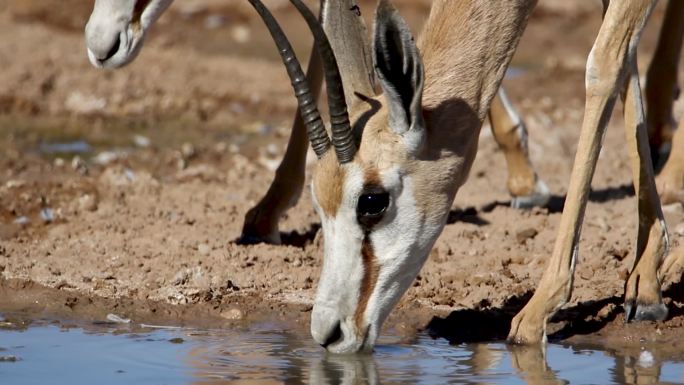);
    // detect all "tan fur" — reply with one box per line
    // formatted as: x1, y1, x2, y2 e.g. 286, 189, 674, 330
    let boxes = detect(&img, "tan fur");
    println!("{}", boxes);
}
312, 151, 346, 217
314, 0, 672, 346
